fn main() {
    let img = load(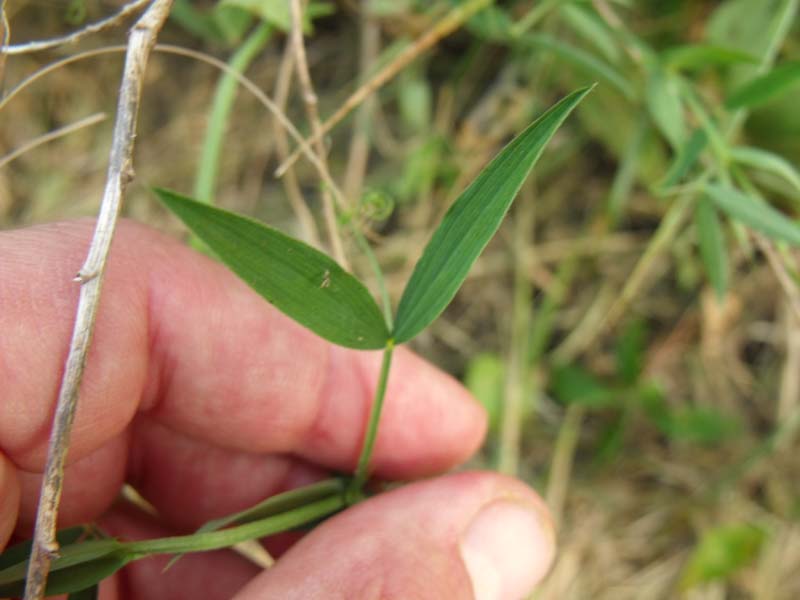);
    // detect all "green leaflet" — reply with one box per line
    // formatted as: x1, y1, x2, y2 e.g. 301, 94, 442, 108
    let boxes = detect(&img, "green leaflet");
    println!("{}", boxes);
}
660, 128, 708, 188
726, 61, 800, 109
392, 87, 592, 344
706, 183, 800, 246
680, 523, 767, 589
662, 44, 757, 71
646, 66, 687, 150
695, 196, 729, 300
730, 146, 800, 195
155, 189, 390, 349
